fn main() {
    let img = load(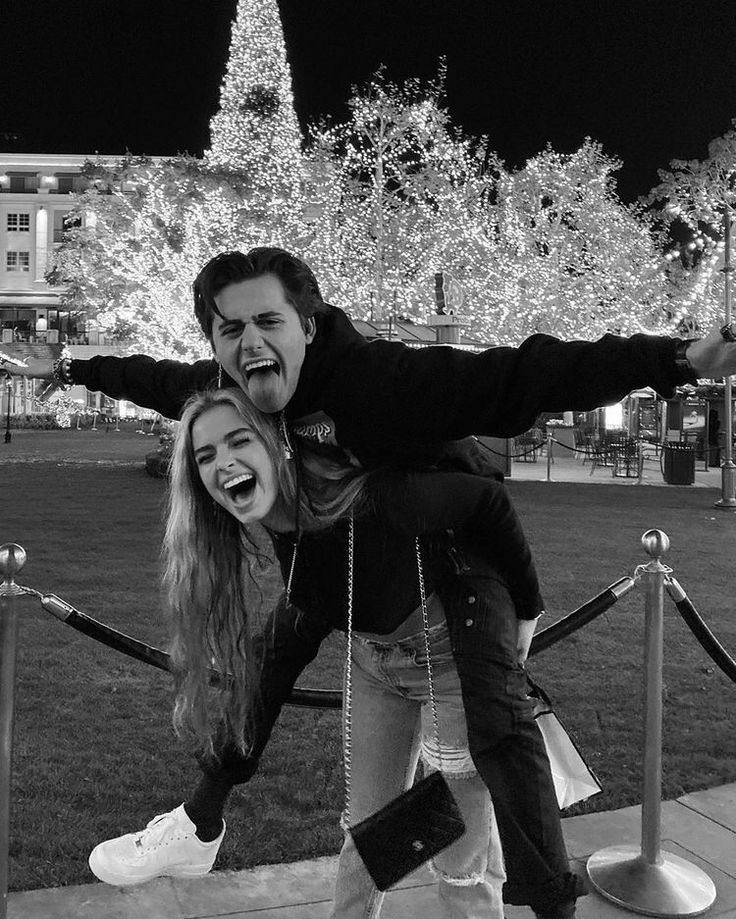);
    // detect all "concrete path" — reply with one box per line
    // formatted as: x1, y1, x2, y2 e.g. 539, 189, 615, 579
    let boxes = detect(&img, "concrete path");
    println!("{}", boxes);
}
8, 783, 736, 918
508, 442, 727, 490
